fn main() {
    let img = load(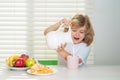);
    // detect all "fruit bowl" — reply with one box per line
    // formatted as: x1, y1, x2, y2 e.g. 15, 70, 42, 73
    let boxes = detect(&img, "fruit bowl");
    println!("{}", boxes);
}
8, 66, 29, 71
6, 54, 36, 70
